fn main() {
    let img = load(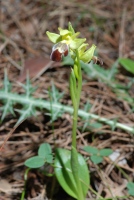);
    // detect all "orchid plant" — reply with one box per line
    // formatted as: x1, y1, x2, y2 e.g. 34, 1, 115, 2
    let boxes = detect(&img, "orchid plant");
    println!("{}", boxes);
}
24, 22, 102, 200
46, 22, 97, 199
